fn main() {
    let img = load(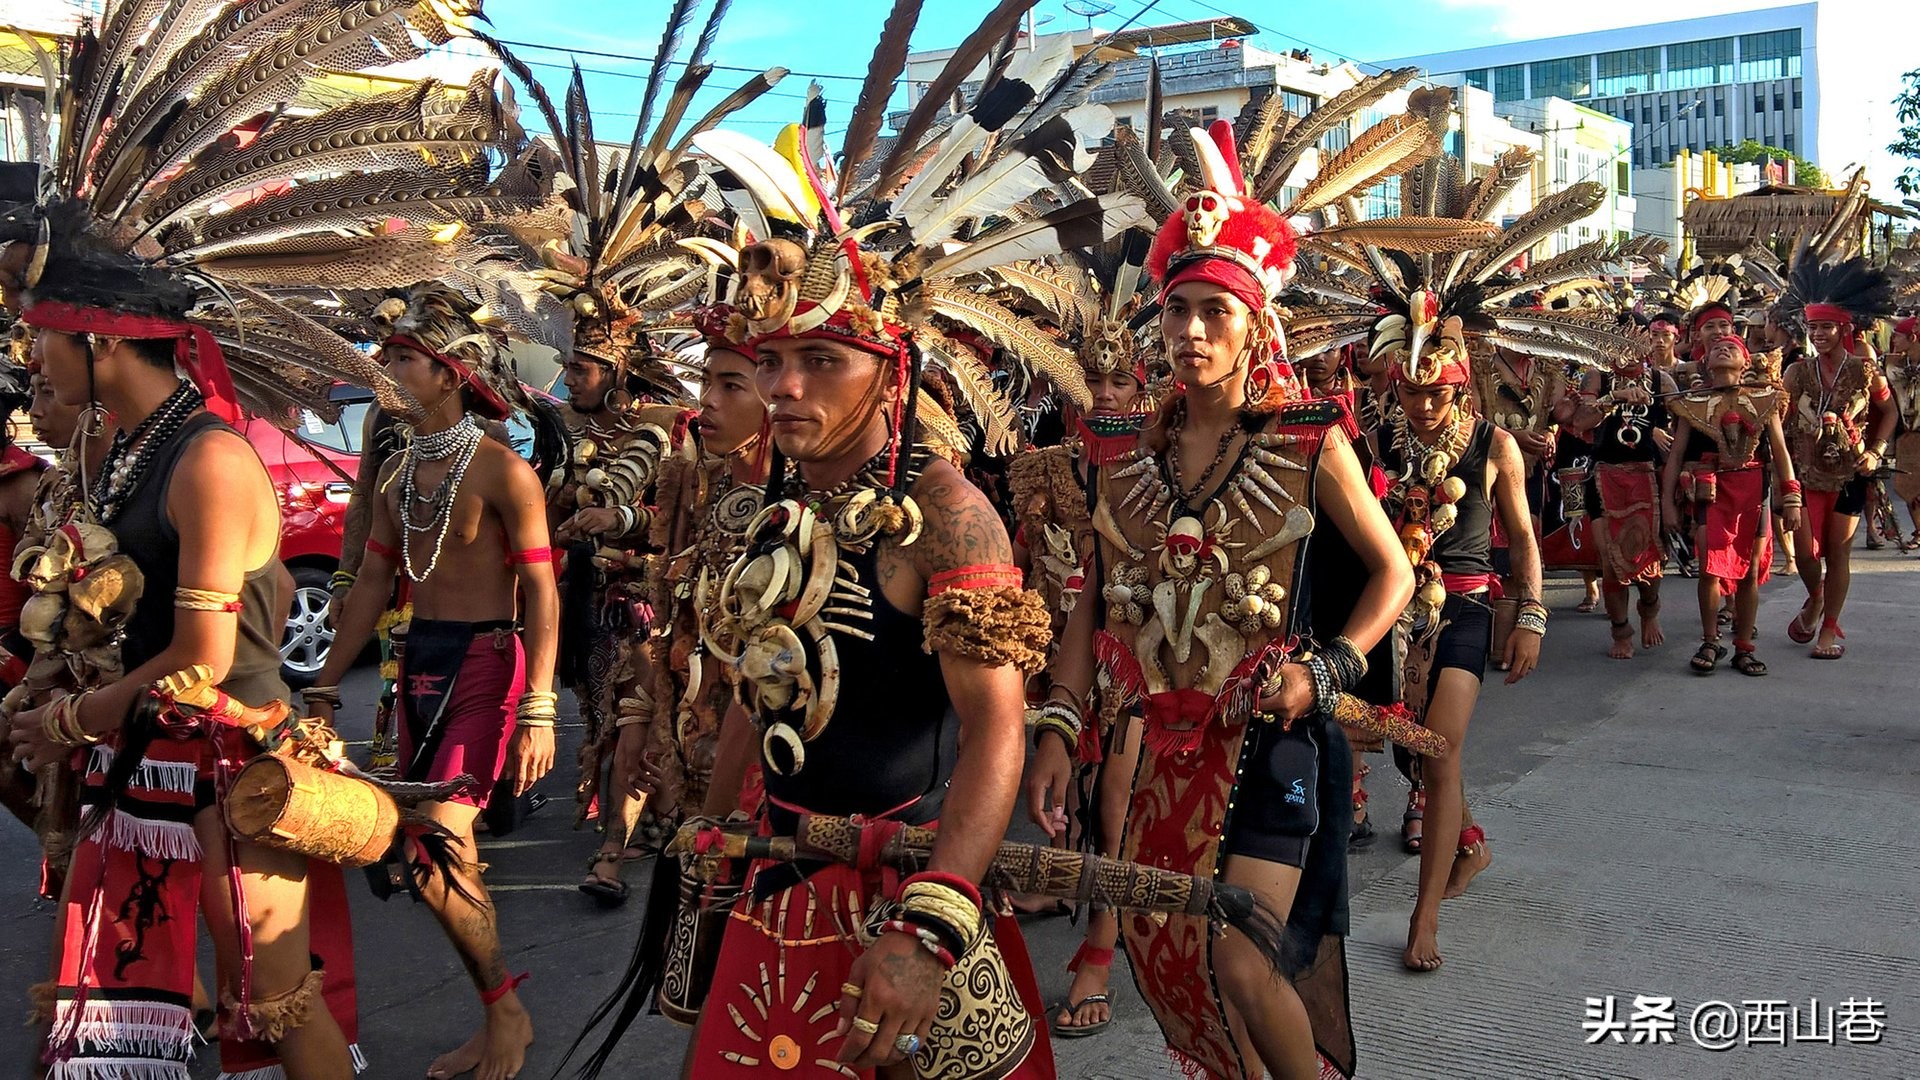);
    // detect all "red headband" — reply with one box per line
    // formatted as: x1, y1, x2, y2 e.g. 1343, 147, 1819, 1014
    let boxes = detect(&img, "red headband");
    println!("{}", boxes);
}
1802, 303, 1852, 327
383, 333, 511, 420
20, 300, 241, 423
1896, 316, 1918, 338
1160, 257, 1267, 317
1690, 303, 1733, 330
1707, 333, 1750, 365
